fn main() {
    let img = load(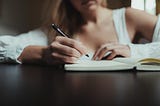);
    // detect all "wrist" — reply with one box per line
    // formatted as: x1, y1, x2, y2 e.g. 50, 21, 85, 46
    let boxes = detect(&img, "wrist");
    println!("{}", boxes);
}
18, 45, 49, 64
41, 46, 52, 64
